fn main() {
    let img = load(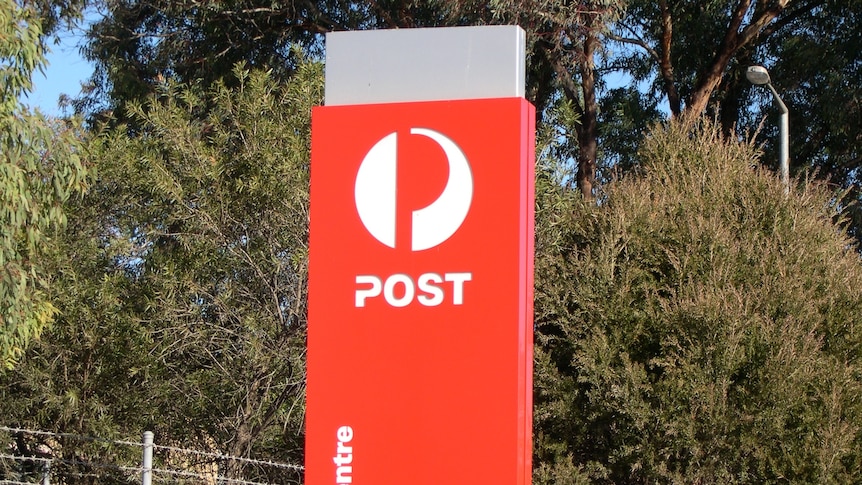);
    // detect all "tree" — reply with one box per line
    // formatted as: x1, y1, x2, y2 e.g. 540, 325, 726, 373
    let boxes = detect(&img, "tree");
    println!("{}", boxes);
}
608, 0, 801, 119
488, 0, 626, 198
532, 118, 862, 483
603, 1, 862, 206
0, 61, 321, 483
80, 0, 427, 119
0, 0, 88, 369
